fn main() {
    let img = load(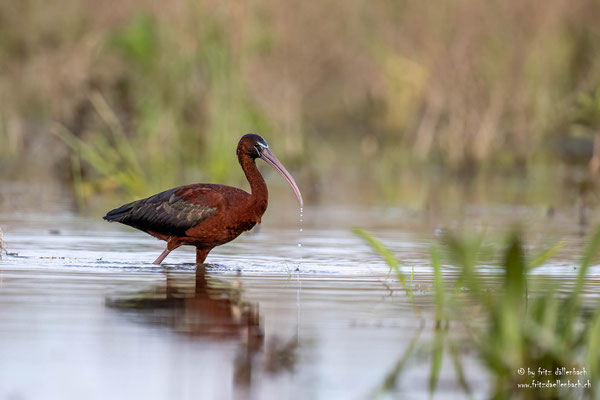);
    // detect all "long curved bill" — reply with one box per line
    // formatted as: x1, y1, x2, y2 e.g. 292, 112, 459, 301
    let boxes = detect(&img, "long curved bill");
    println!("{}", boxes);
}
260, 148, 304, 208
